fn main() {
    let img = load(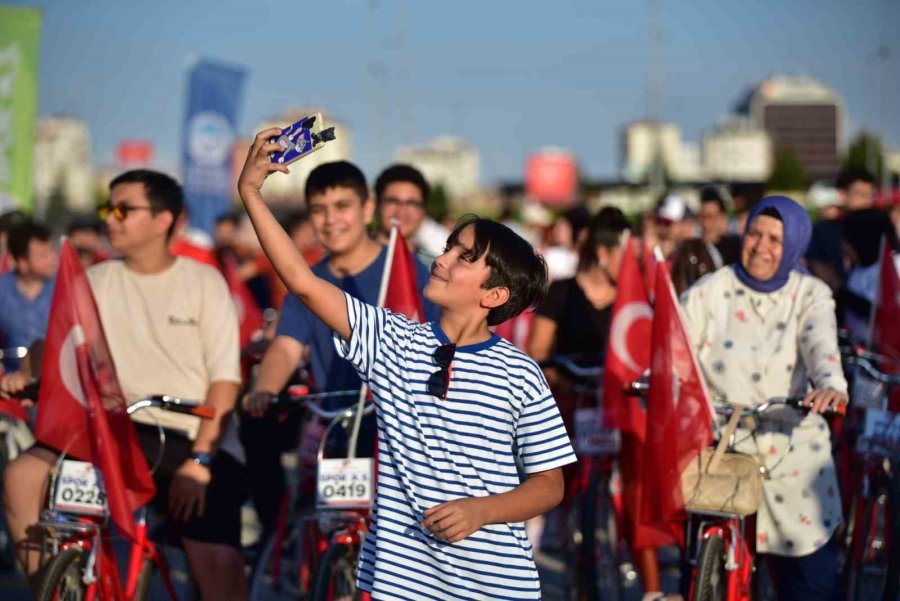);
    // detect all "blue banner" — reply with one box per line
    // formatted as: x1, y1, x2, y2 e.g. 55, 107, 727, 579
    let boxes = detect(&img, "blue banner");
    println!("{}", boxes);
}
181, 60, 246, 235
